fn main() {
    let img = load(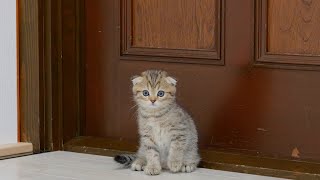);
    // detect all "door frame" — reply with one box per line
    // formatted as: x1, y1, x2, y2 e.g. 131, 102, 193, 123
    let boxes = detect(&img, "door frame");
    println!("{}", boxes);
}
18, 0, 320, 179
18, 0, 45, 152
18, 0, 83, 152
